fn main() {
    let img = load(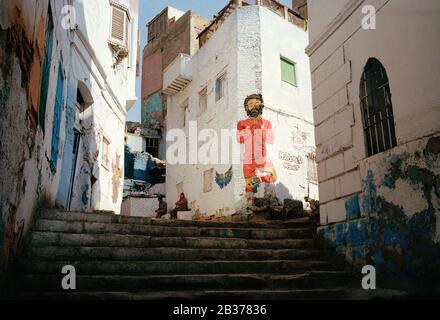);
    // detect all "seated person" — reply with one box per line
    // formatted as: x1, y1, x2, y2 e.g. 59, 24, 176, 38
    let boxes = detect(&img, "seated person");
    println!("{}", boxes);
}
155, 196, 167, 219
169, 193, 188, 220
